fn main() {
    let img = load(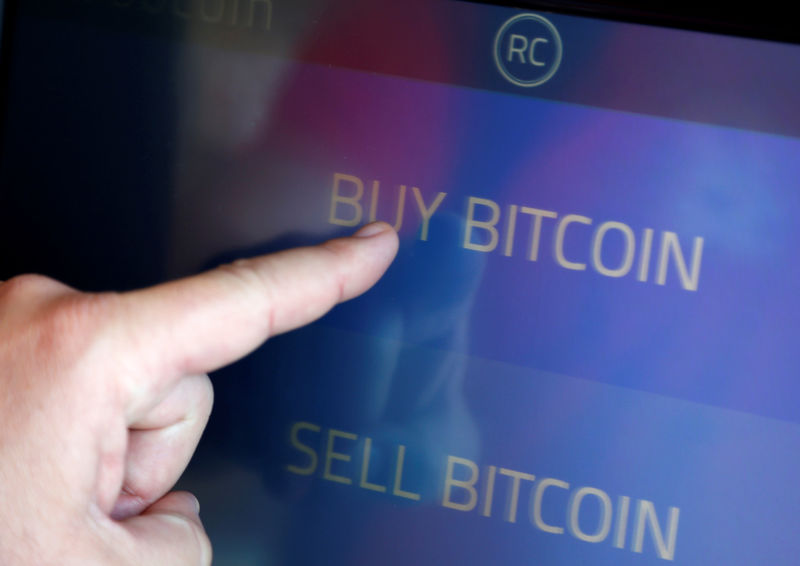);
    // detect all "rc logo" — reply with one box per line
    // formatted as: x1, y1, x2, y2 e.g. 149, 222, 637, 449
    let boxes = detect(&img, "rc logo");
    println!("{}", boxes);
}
494, 13, 563, 88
